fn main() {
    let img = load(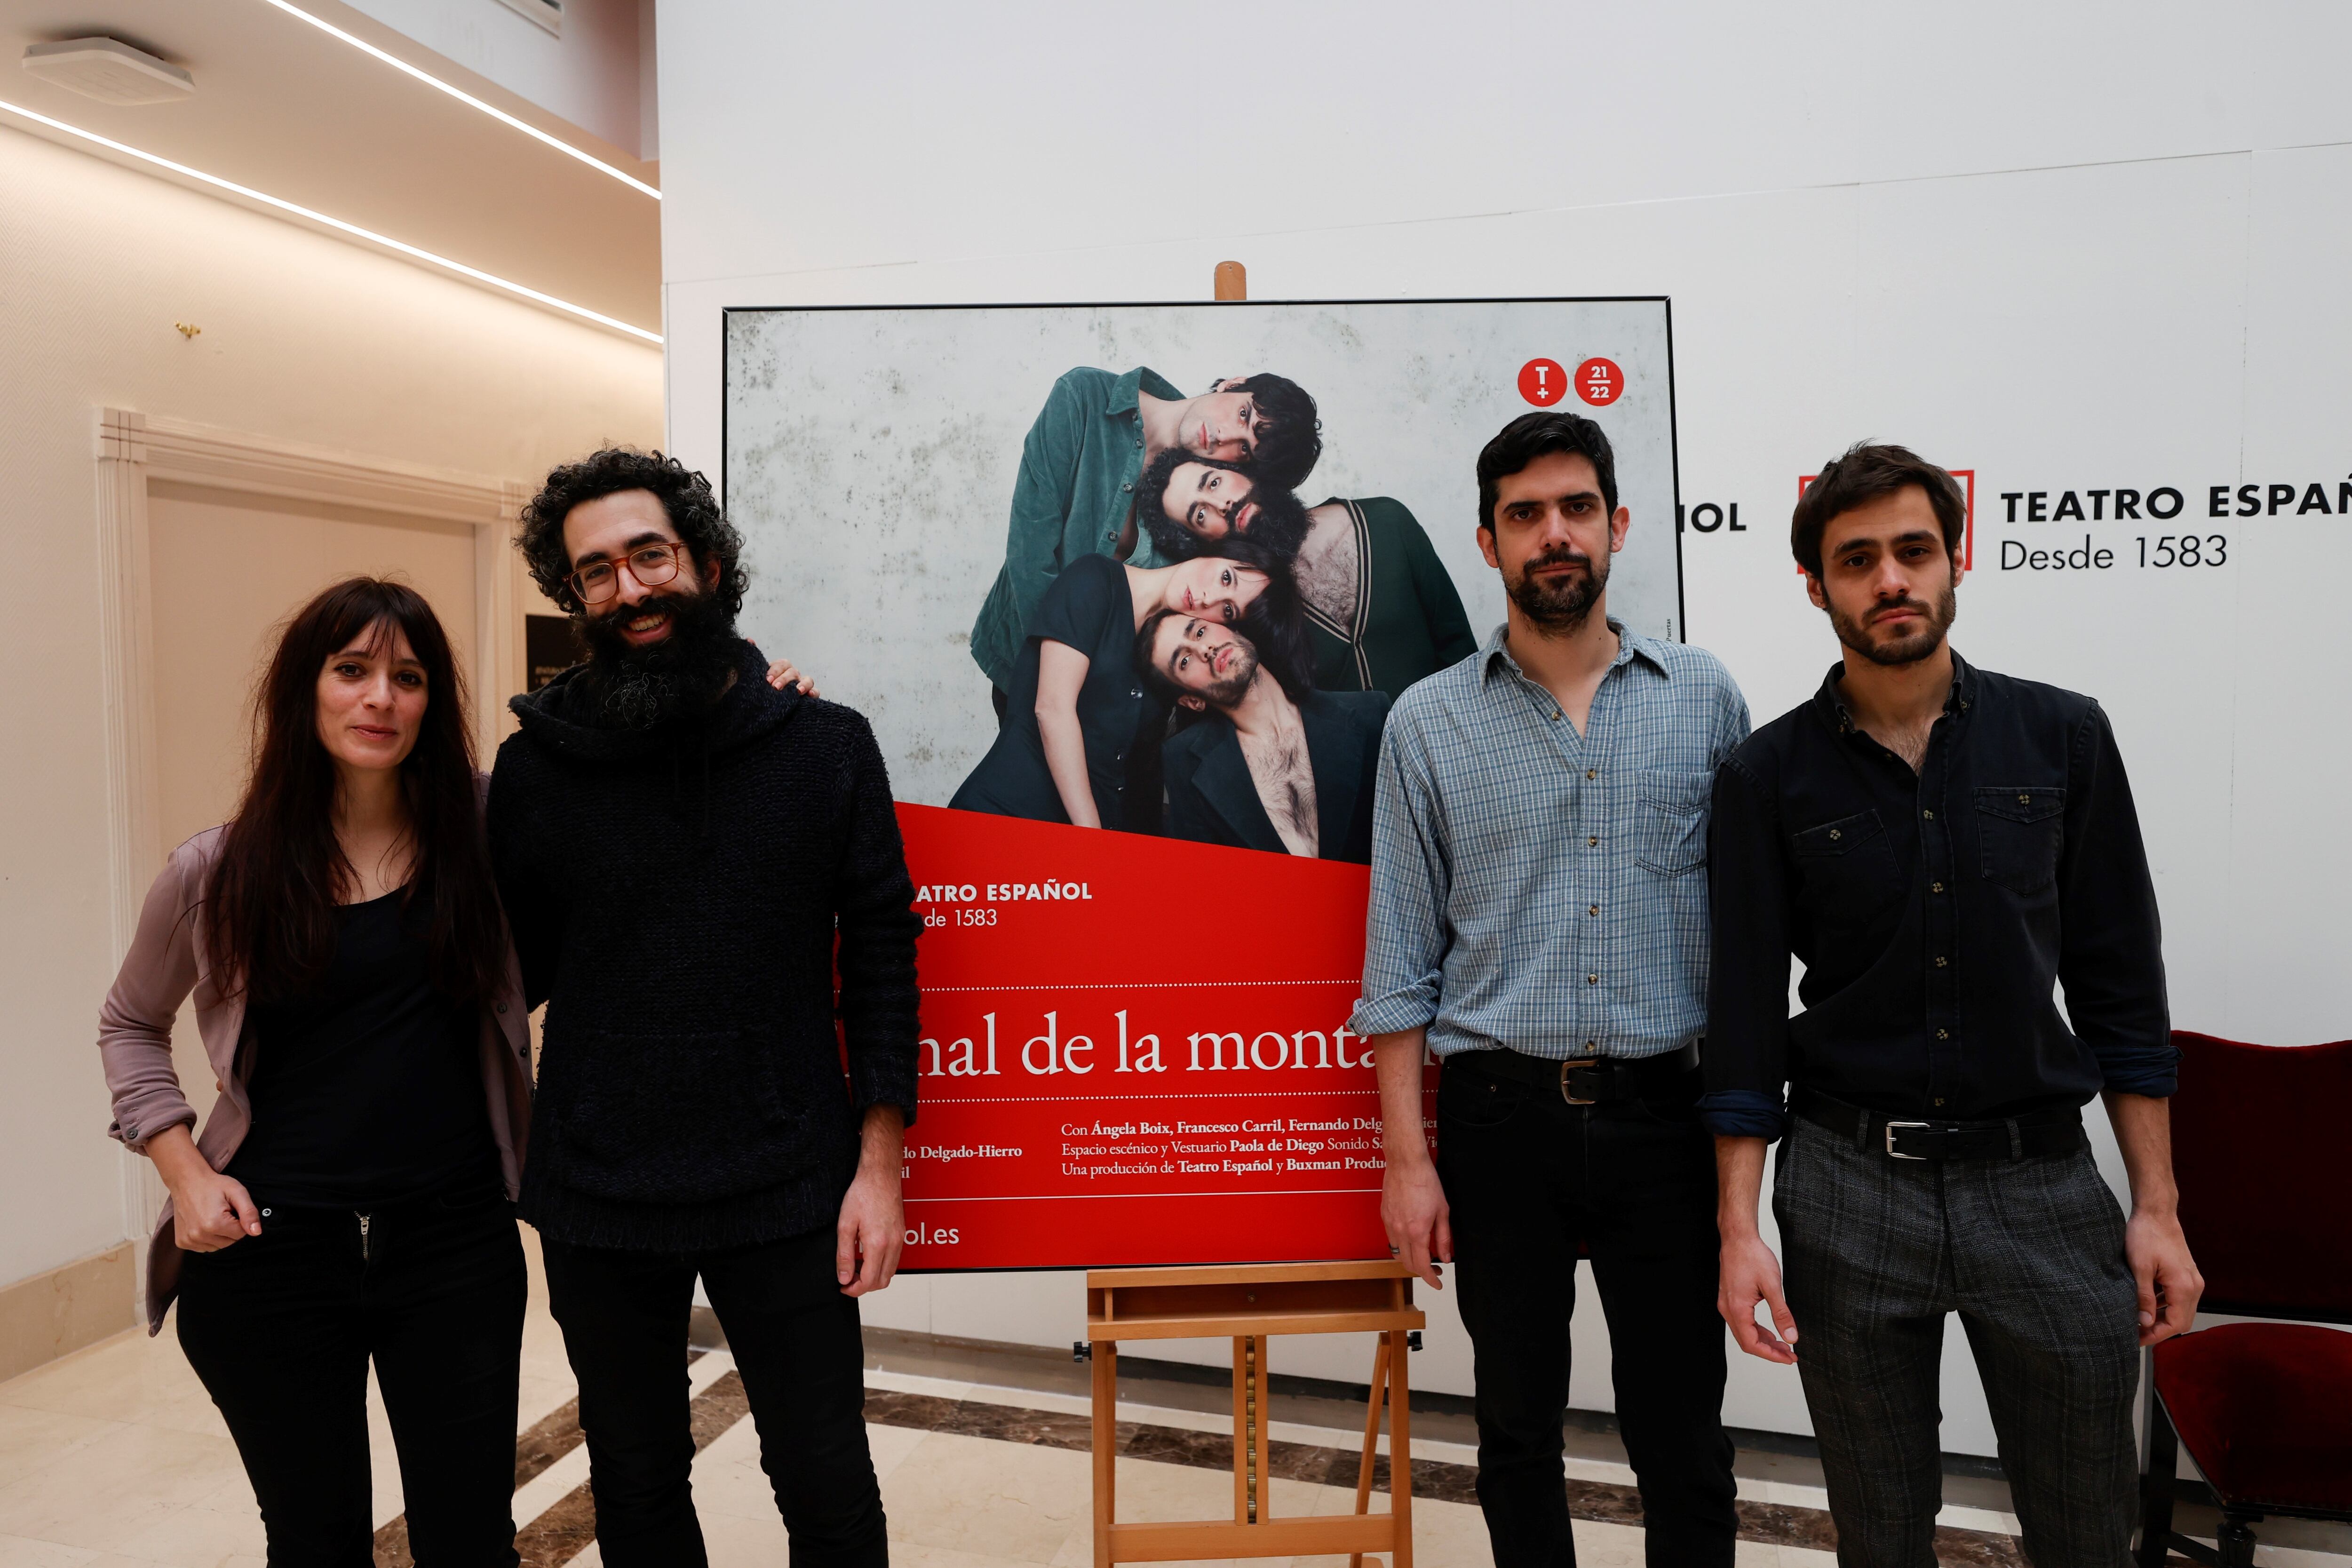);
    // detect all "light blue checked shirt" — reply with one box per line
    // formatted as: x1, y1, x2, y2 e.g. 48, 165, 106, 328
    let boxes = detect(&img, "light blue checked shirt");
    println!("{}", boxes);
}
1351, 620, 1750, 1060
